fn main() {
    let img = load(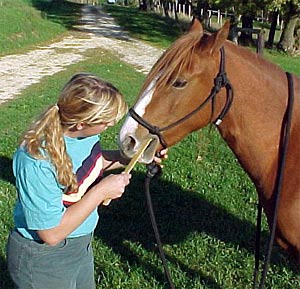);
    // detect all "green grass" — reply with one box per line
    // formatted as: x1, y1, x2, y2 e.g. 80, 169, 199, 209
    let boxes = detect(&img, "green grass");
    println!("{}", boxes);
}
0, 0, 82, 56
103, 4, 186, 48
265, 49, 300, 74
1, 2, 300, 289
